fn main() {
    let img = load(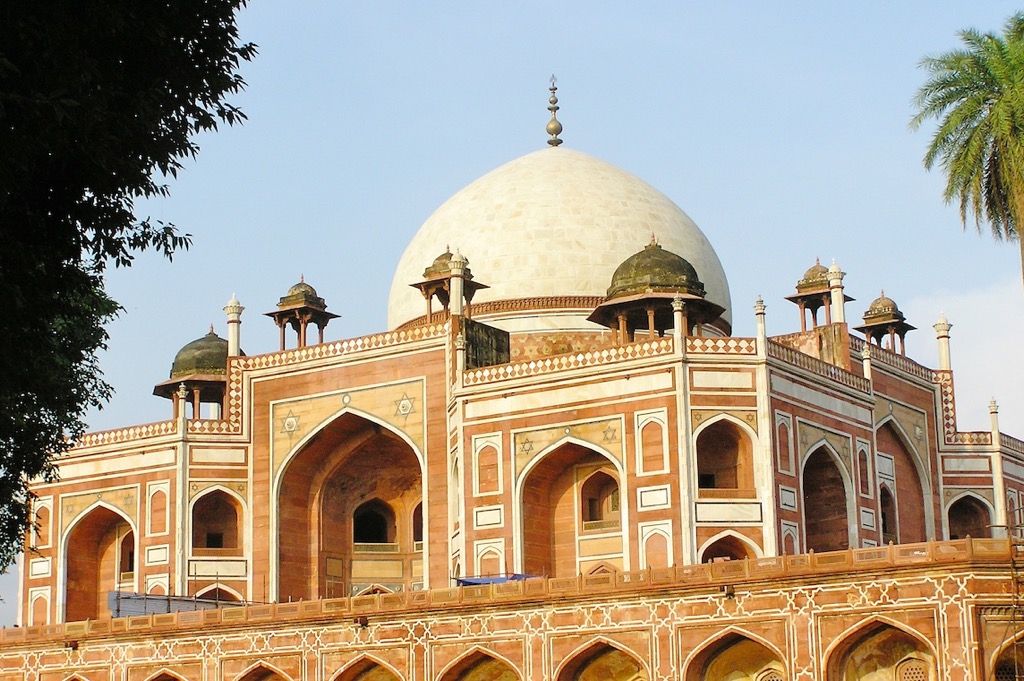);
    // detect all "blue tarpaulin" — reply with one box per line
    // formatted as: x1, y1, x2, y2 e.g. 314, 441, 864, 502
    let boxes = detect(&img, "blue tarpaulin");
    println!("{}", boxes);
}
455, 574, 534, 586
